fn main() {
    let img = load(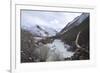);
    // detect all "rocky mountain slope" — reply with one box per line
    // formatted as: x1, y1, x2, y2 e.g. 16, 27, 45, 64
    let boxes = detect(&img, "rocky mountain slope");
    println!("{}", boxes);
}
58, 13, 90, 60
